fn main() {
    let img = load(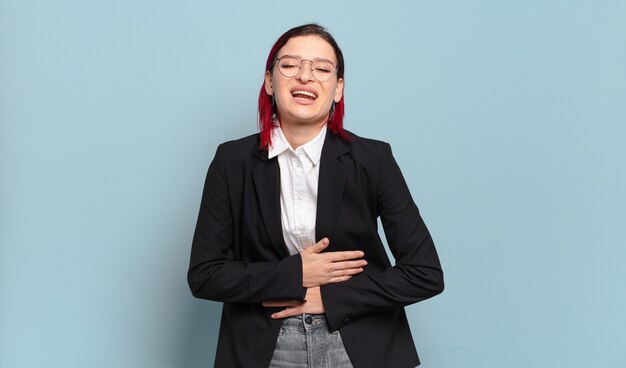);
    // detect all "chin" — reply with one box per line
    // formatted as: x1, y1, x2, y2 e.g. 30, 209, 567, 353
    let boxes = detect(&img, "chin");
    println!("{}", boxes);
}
291, 114, 328, 125
283, 110, 325, 124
